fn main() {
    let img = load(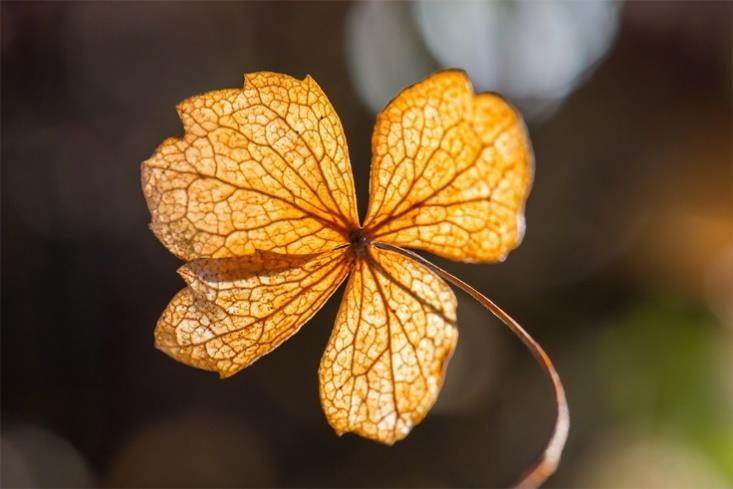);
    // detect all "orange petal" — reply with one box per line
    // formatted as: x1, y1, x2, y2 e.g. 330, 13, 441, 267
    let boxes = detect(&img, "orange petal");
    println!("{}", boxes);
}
319, 246, 458, 444
155, 249, 352, 378
364, 70, 533, 263
141, 72, 359, 260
